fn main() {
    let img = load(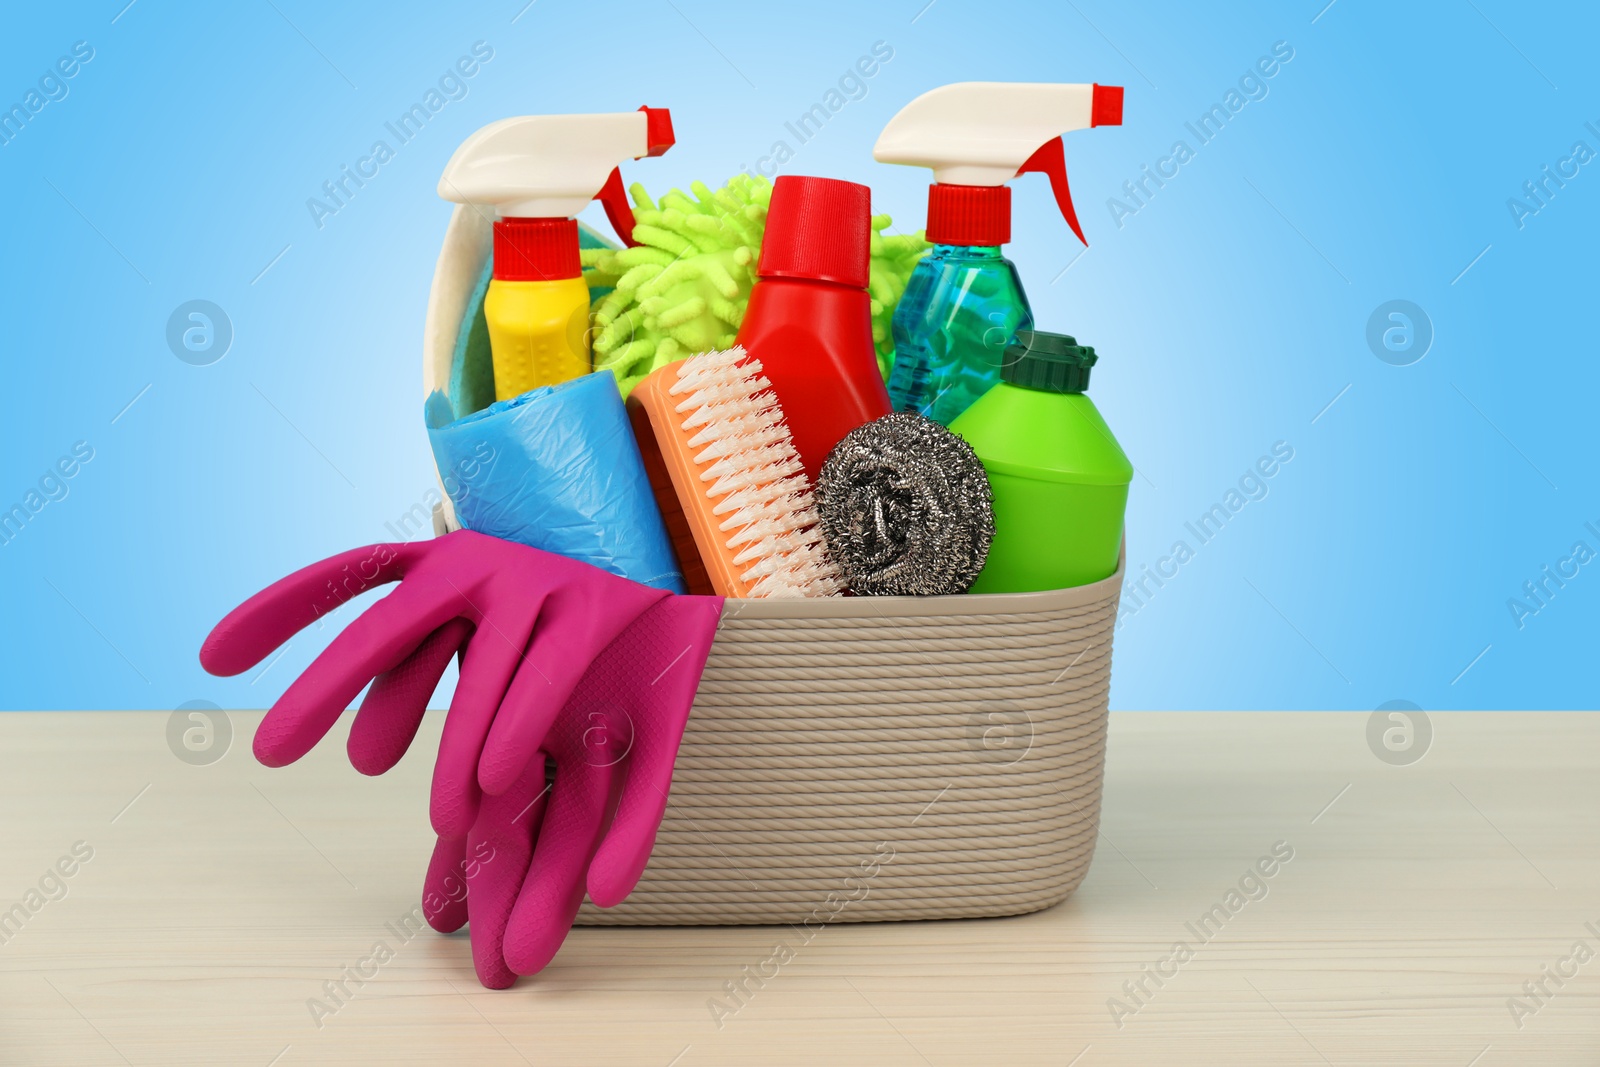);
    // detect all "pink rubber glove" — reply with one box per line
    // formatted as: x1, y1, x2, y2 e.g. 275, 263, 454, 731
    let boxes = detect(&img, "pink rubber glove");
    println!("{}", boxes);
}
201, 532, 723, 986
398, 595, 722, 985
200, 531, 669, 838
